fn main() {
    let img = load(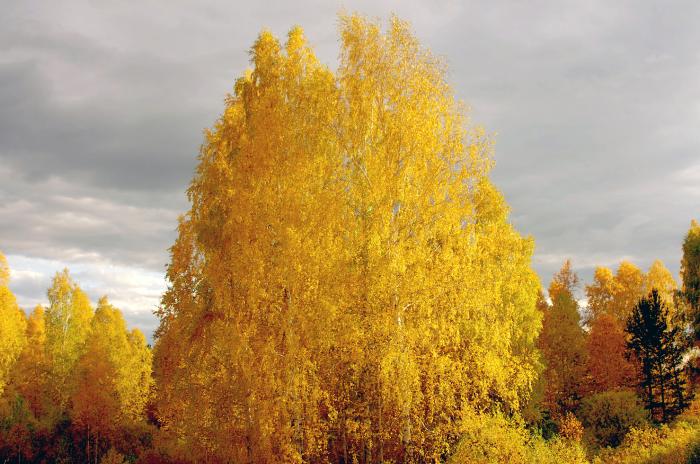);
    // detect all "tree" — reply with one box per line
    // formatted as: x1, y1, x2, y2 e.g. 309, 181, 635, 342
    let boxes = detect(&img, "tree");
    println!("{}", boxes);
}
585, 267, 615, 323
90, 297, 152, 423
71, 296, 152, 459
154, 14, 542, 463
680, 219, 700, 341
8, 305, 50, 418
538, 260, 588, 416
586, 261, 646, 323
0, 250, 27, 397
646, 260, 677, 309
72, 327, 120, 464
625, 290, 693, 422
45, 269, 94, 409
71, 297, 153, 463
586, 312, 637, 394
